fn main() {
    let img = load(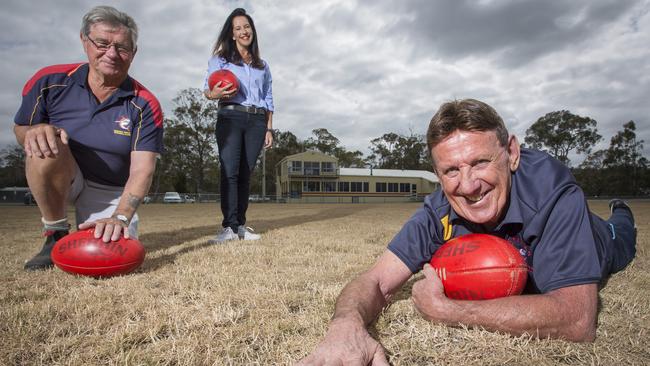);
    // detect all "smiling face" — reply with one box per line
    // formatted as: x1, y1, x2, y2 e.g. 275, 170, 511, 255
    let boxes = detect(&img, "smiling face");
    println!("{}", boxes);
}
232, 15, 253, 49
82, 22, 135, 83
431, 130, 520, 230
